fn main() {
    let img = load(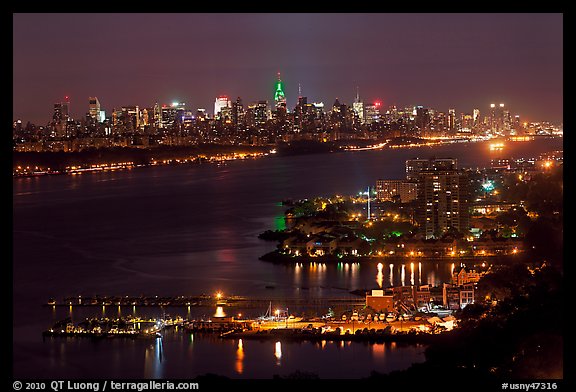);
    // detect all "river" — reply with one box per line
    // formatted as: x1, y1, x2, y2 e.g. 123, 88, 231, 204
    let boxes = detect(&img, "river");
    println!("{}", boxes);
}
12, 137, 562, 379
